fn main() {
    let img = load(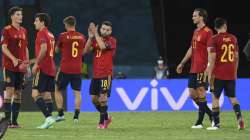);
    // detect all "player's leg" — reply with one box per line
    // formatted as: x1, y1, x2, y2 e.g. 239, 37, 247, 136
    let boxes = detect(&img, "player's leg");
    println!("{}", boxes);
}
207, 79, 223, 130
89, 78, 103, 128
189, 88, 199, 105
11, 72, 24, 127
73, 90, 81, 123
98, 93, 108, 129
226, 80, 244, 130
189, 87, 211, 119
195, 87, 207, 126
104, 76, 112, 128
71, 74, 82, 123
32, 89, 51, 119
32, 71, 55, 129
3, 68, 15, 126
43, 75, 56, 115
54, 72, 69, 121
98, 76, 112, 129
43, 92, 53, 114
188, 74, 202, 128
196, 72, 212, 126
3, 87, 13, 126
54, 85, 64, 119
90, 79, 101, 112
11, 90, 21, 127
188, 74, 198, 103
91, 95, 101, 112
